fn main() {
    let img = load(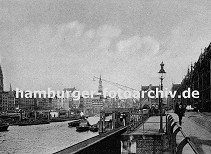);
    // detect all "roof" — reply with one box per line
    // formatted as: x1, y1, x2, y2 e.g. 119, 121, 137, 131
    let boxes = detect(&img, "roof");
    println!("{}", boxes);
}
171, 84, 181, 91
0, 91, 9, 94
142, 84, 159, 91
63, 87, 76, 92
